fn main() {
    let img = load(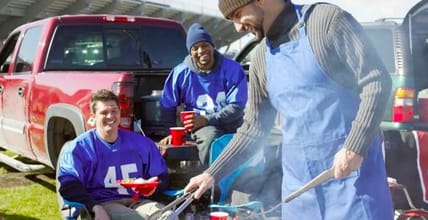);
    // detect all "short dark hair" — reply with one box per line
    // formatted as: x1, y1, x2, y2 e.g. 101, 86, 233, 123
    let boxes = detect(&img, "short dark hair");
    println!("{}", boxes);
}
90, 89, 120, 113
